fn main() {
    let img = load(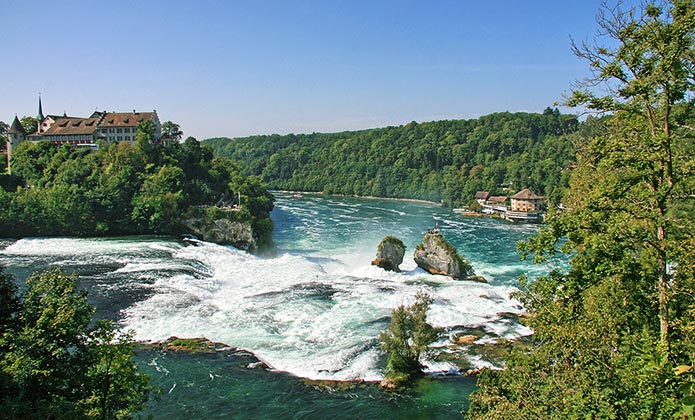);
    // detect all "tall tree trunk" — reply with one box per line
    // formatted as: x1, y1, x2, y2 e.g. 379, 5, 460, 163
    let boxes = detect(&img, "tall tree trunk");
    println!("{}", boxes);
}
657, 223, 669, 353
